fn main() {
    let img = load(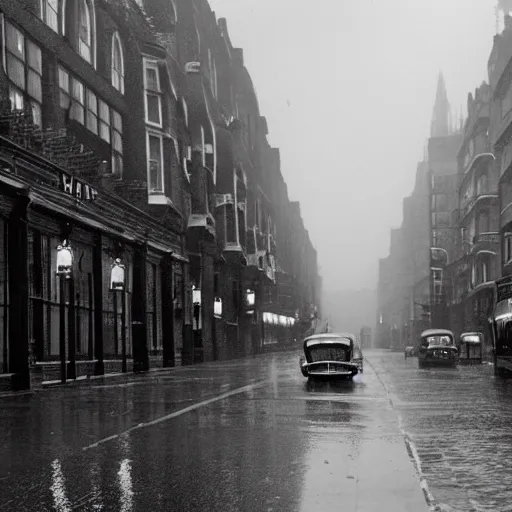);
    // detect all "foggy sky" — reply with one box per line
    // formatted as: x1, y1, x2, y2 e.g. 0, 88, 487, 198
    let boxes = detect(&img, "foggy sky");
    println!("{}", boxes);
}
209, 0, 495, 292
